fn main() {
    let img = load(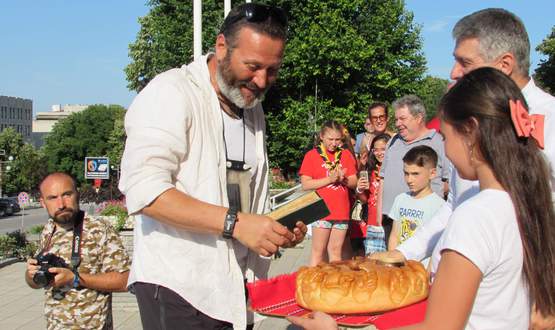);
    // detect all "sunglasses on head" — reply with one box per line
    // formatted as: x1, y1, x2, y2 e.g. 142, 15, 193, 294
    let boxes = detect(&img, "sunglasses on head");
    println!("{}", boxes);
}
221, 3, 287, 32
